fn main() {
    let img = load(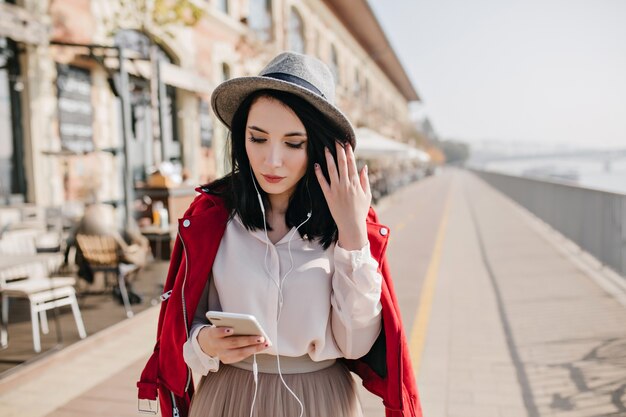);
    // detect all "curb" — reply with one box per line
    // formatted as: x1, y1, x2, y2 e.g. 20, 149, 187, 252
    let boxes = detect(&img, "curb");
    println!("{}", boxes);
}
0, 304, 159, 395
